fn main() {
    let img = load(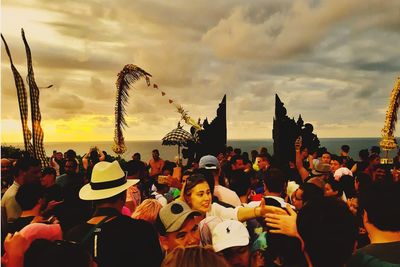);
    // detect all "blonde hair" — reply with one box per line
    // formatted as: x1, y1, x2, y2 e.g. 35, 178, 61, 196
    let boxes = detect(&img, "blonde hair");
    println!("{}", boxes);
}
162, 246, 230, 267
131, 199, 162, 224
